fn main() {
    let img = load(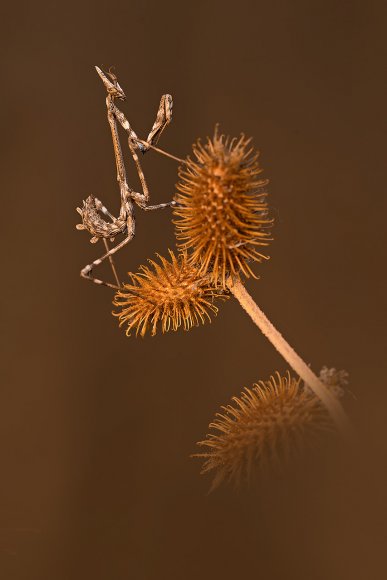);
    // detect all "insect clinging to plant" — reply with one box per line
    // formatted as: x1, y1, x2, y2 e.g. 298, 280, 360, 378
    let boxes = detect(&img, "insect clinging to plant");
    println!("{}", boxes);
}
76, 66, 177, 289
74, 66, 352, 487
